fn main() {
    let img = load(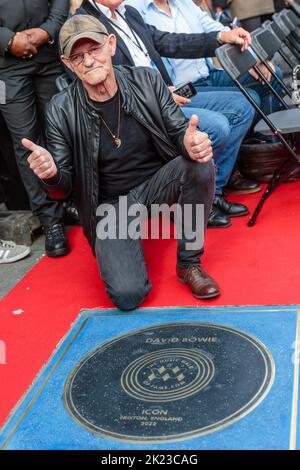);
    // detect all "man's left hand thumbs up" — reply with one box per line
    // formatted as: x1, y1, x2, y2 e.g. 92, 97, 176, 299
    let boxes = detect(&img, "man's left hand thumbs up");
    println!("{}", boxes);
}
183, 114, 213, 163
